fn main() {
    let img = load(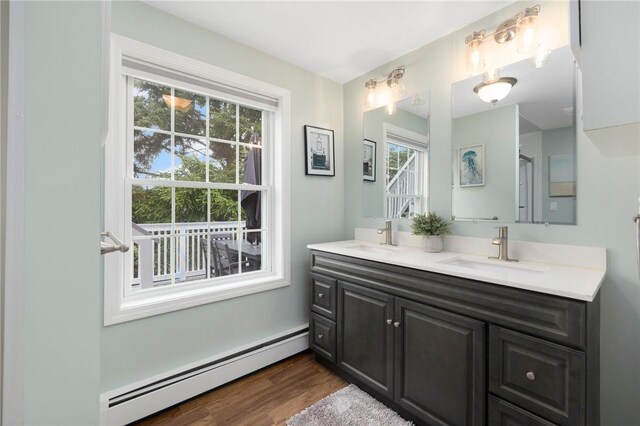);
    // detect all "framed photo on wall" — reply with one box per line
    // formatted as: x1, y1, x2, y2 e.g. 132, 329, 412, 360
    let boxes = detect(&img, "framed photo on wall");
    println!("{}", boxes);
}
304, 125, 335, 176
363, 139, 376, 182
459, 144, 485, 187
